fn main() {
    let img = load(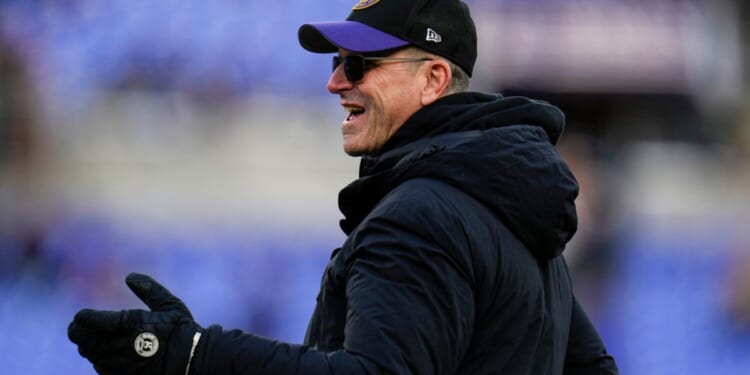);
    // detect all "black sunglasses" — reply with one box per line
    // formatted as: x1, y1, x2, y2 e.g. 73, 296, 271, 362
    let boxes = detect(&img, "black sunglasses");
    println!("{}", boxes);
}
332, 55, 433, 82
